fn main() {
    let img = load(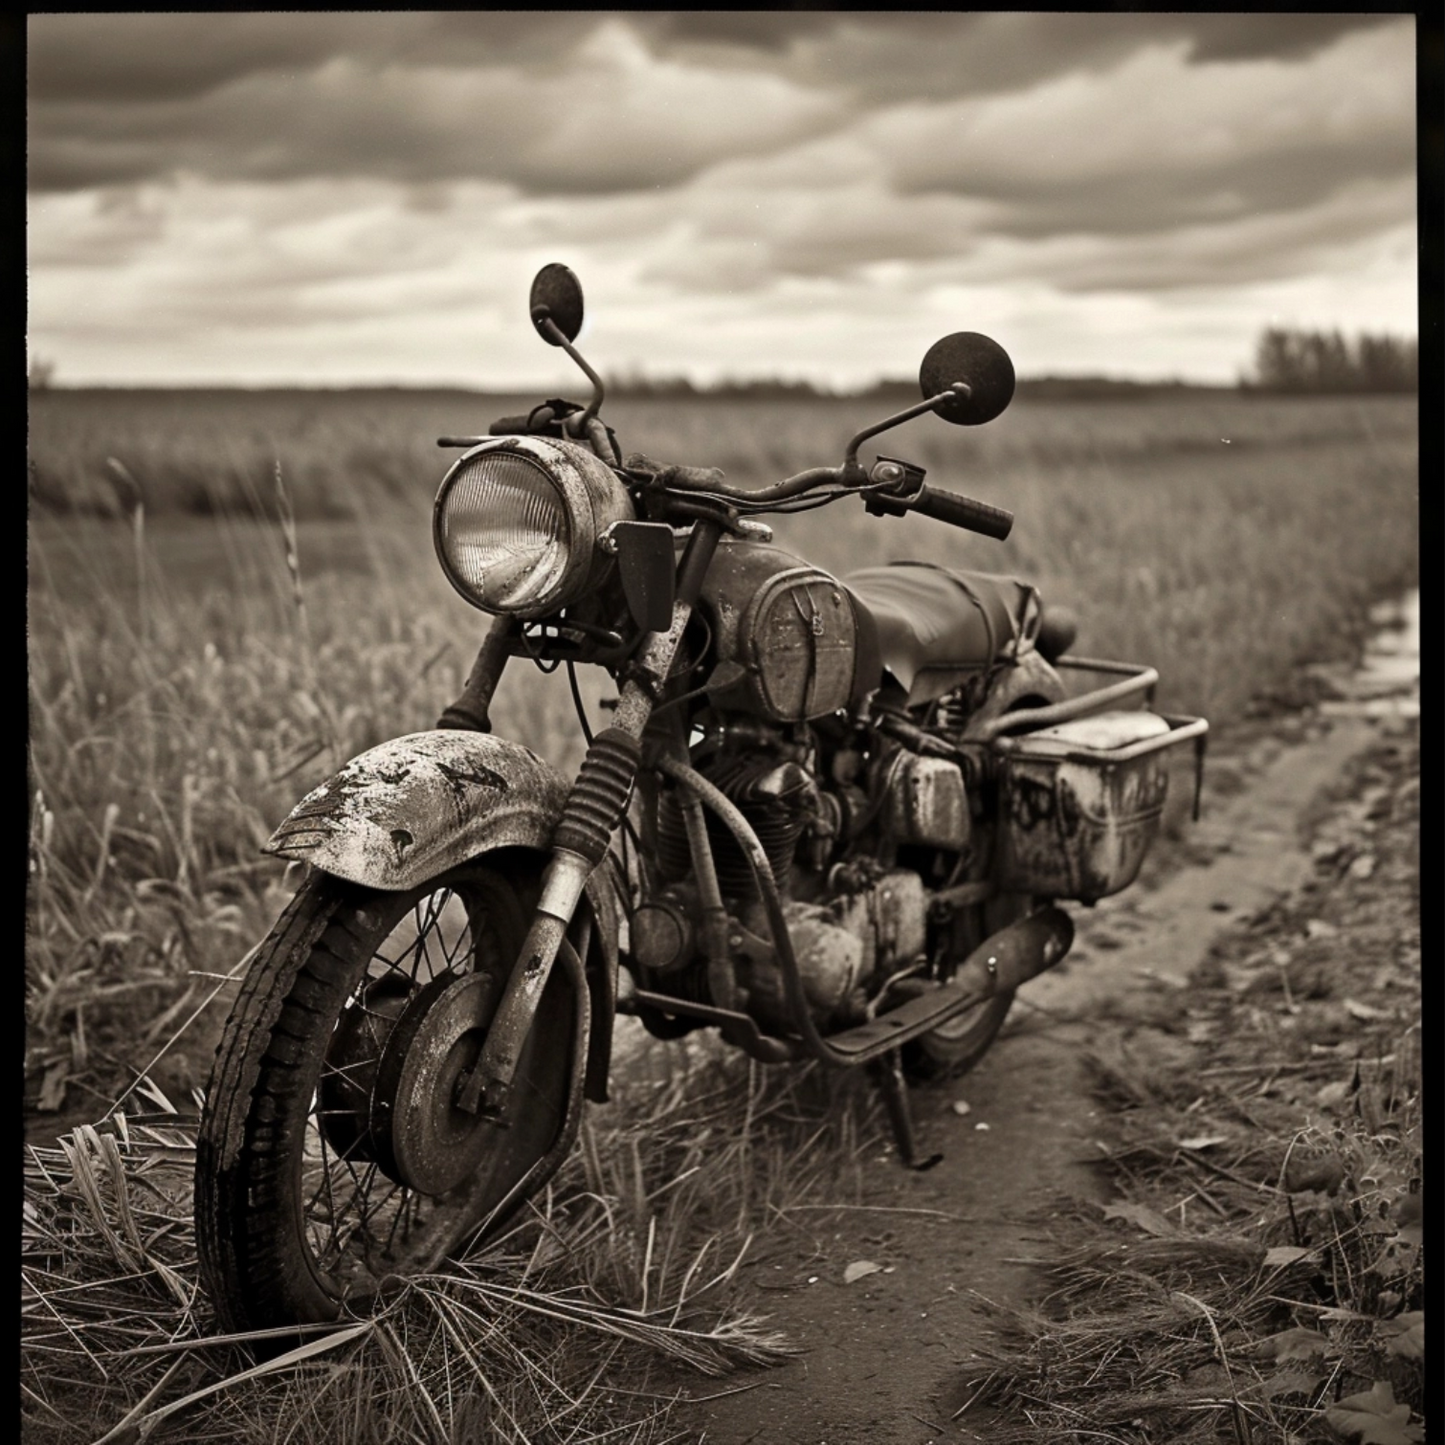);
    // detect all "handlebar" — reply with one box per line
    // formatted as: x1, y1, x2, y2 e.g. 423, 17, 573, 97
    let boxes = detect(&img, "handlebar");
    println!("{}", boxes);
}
622, 454, 843, 505
628, 453, 1014, 538
907, 485, 1013, 540
447, 416, 1013, 541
